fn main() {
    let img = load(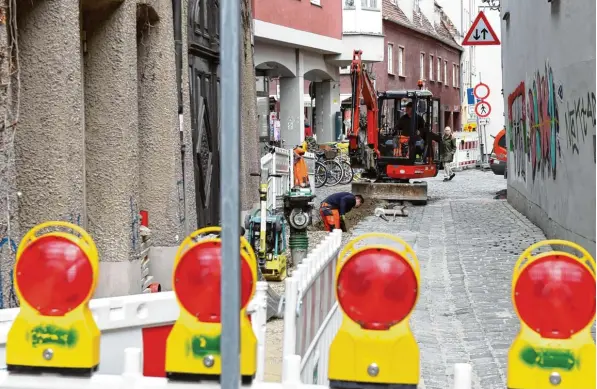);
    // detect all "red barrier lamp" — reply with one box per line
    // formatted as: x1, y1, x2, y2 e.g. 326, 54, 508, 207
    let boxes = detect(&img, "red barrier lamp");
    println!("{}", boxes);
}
6, 221, 100, 374
507, 240, 596, 389
165, 226, 258, 383
329, 233, 420, 388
